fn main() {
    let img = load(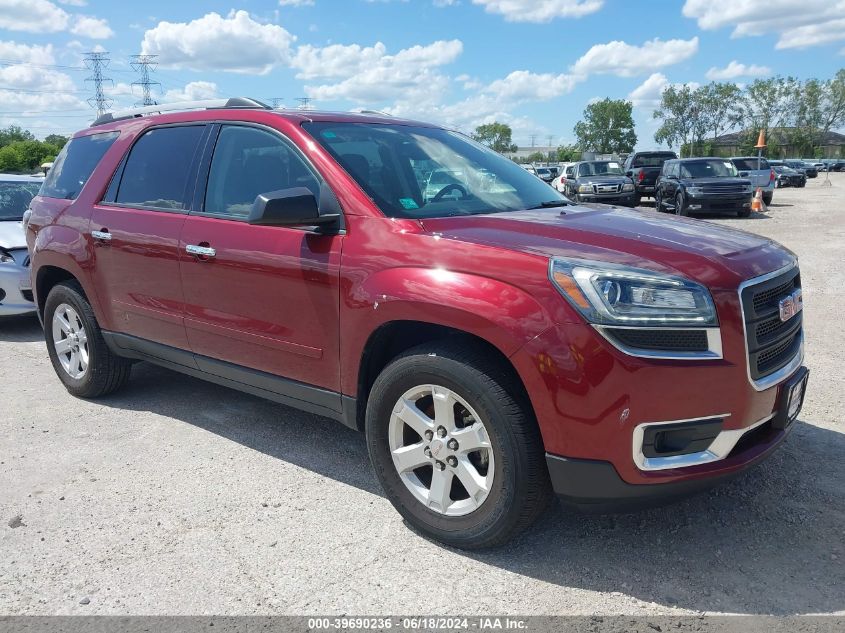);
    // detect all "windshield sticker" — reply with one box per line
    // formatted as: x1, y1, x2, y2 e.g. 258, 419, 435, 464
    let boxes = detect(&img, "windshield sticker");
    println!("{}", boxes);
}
723, 162, 732, 169
399, 198, 419, 210
608, 162, 620, 169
